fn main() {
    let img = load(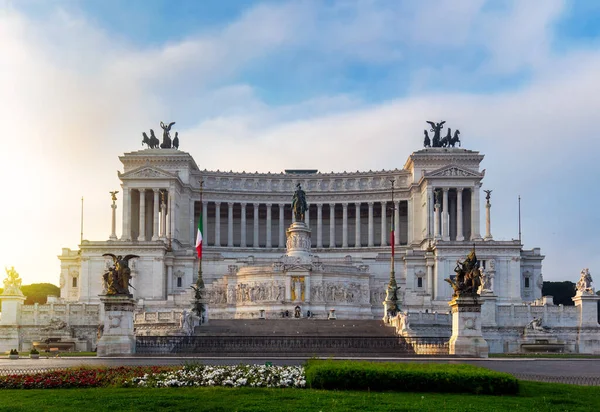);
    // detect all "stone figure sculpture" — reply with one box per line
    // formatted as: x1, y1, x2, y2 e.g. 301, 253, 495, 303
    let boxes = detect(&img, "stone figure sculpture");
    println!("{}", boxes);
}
2, 267, 24, 296
142, 130, 160, 149
484, 190, 492, 204
426, 120, 445, 147
292, 183, 308, 221
450, 129, 461, 147
160, 121, 176, 149
526, 317, 551, 333
445, 248, 481, 297
101, 254, 139, 296
179, 309, 194, 336
173, 132, 179, 149
440, 128, 452, 147
423, 130, 431, 147
576, 268, 594, 295
109, 191, 119, 202
398, 311, 411, 332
